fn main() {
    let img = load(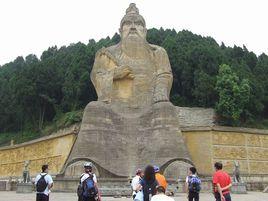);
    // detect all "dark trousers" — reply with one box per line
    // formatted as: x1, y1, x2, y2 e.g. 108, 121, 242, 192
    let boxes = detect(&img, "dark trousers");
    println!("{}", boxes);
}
188, 191, 199, 201
82, 196, 96, 201
215, 193, 231, 201
36, 194, 49, 201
